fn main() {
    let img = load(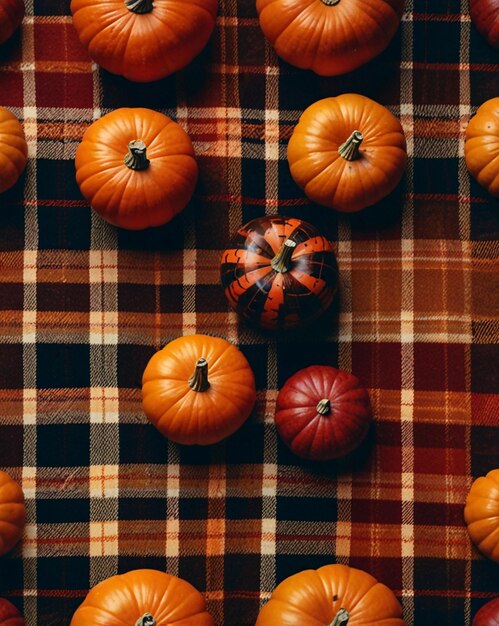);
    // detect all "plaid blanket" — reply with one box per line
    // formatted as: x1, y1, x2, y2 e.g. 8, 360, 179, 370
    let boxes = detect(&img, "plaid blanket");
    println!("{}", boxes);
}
0, 0, 498, 624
